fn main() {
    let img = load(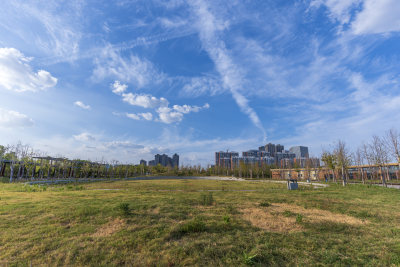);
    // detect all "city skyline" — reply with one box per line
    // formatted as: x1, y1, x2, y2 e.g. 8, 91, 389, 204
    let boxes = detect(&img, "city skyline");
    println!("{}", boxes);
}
0, 1, 400, 166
